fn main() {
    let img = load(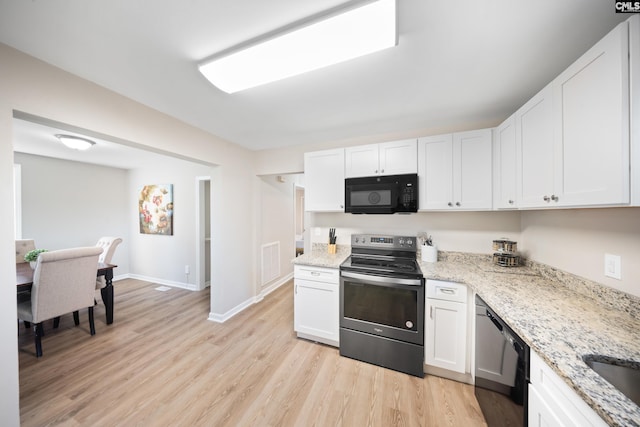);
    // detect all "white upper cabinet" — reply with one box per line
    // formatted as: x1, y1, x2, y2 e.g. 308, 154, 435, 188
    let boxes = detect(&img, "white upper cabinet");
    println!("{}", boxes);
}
494, 114, 518, 209
552, 19, 630, 207
304, 148, 345, 212
516, 20, 630, 209
631, 15, 640, 205
516, 84, 555, 208
345, 139, 417, 178
418, 129, 492, 210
